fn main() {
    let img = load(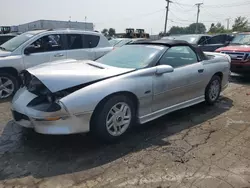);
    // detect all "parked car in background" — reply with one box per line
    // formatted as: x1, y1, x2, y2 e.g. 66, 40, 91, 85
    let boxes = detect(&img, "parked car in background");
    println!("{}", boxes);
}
0, 29, 112, 99
11, 39, 230, 142
0, 33, 18, 45
162, 34, 234, 52
216, 33, 250, 74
